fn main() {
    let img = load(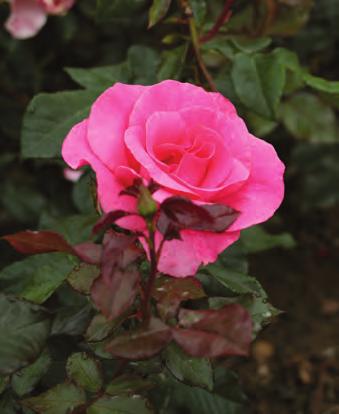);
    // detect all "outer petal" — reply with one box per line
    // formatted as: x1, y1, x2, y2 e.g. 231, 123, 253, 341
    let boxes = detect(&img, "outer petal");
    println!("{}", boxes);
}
224, 135, 285, 231
62, 119, 144, 231
157, 230, 240, 277
129, 80, 236, 127
5, 0, 47, 39
87, 83, 145, 171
